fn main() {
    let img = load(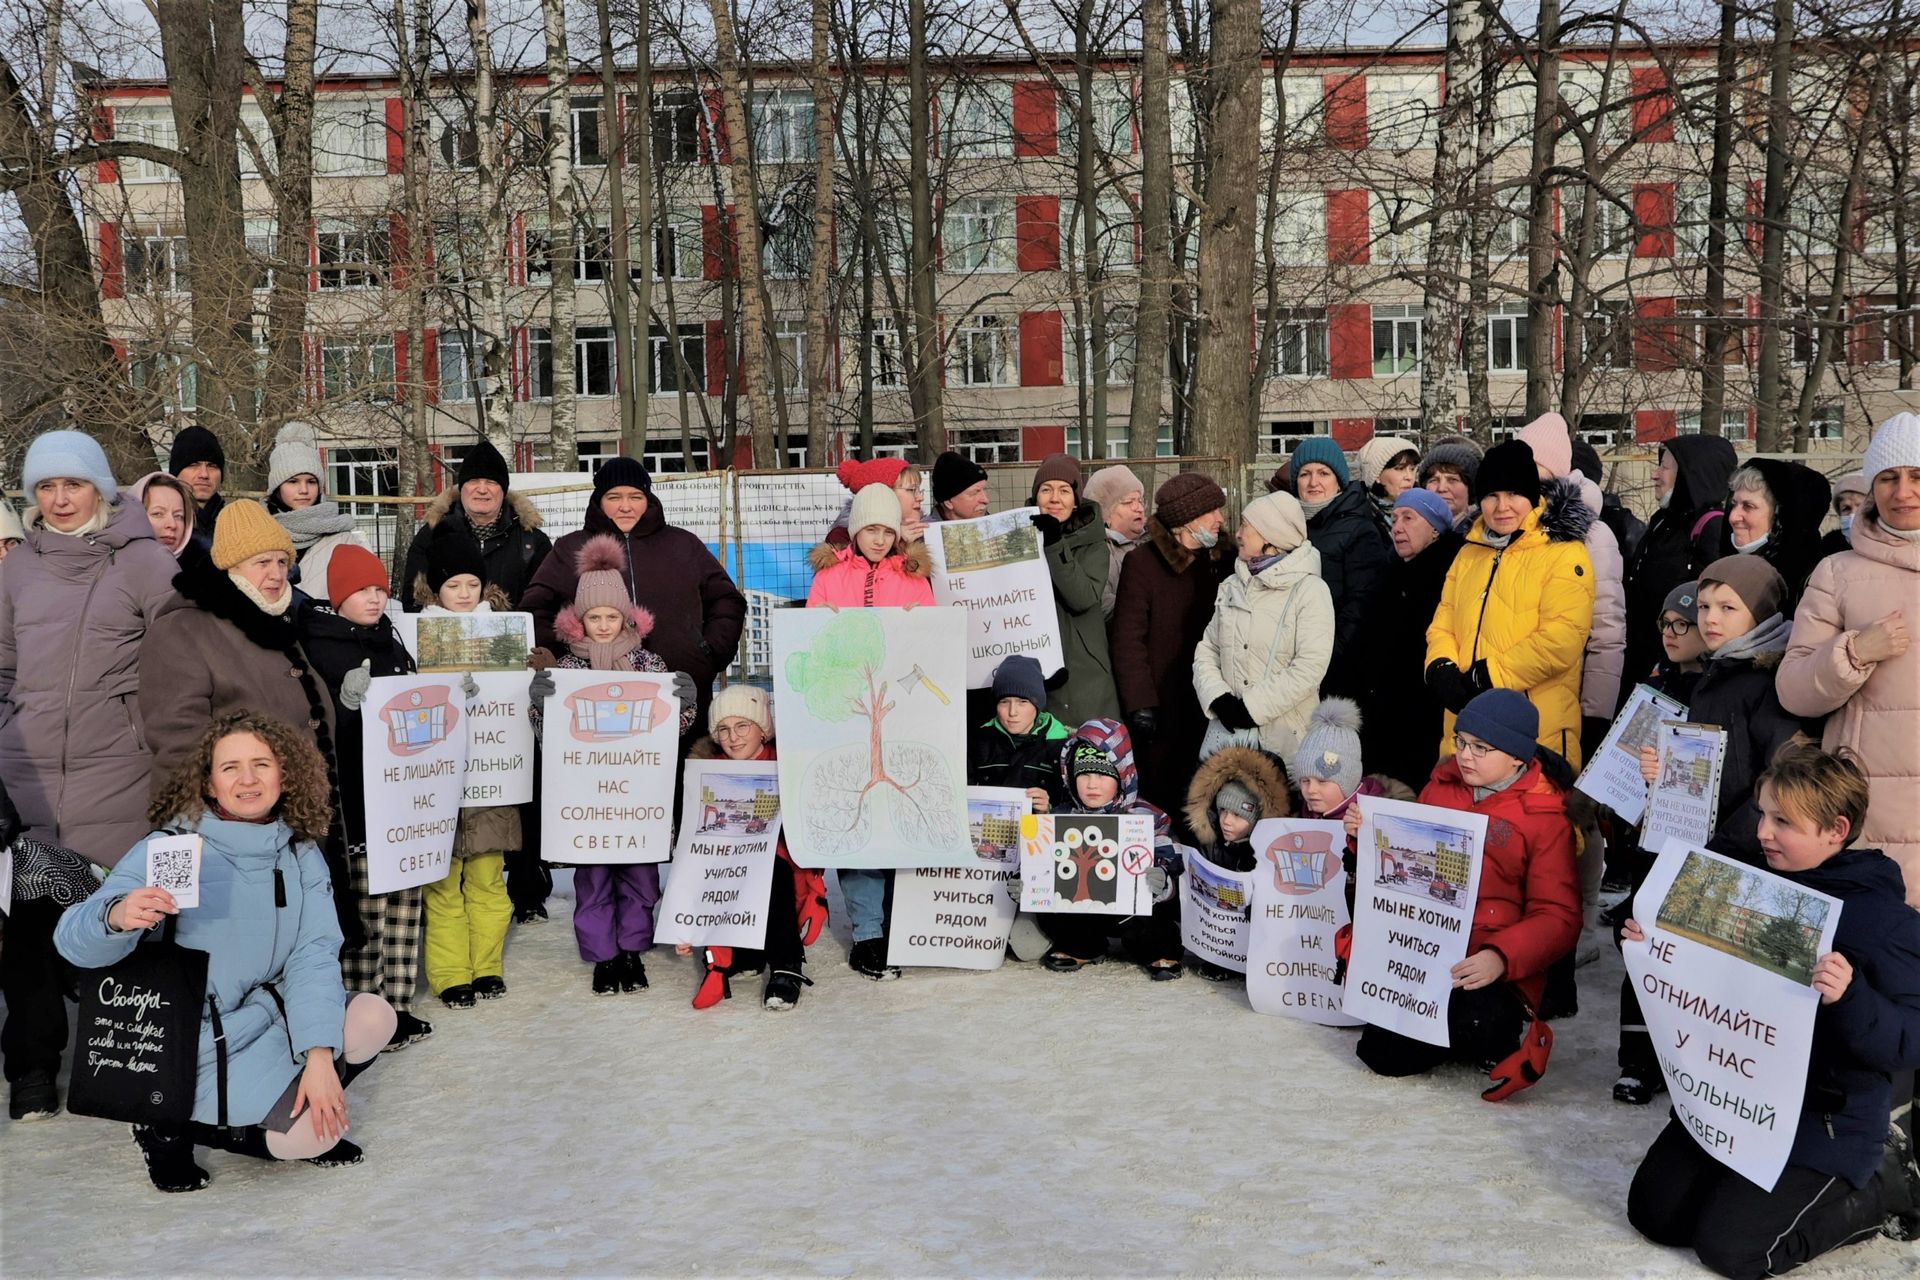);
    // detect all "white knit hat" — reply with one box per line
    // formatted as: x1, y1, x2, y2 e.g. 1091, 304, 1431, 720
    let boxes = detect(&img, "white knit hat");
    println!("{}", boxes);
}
267, 421, 325, 496
1355, 436, 1420, 488
1864, 412, 1920, 487
709, 684, 774, 739
1241, 491, 1308, 553
847, 483, 902, 540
